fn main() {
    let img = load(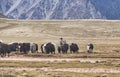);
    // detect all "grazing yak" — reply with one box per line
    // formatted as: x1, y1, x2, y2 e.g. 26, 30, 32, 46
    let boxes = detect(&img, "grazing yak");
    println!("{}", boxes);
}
19, 43, 30, 54
0, 42, 39, 57
30, 43, 38, 53
58, 43, 69, 54
41, 42, 55, 54
18, 43, 38, 54
70, 43, 79, 53
0, 42, 19, 57
9, 42, 19, 52
87, 43, 94, 53
57, 46, 61, 53
0, 42, 10, 57
41, 44, 46, 53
